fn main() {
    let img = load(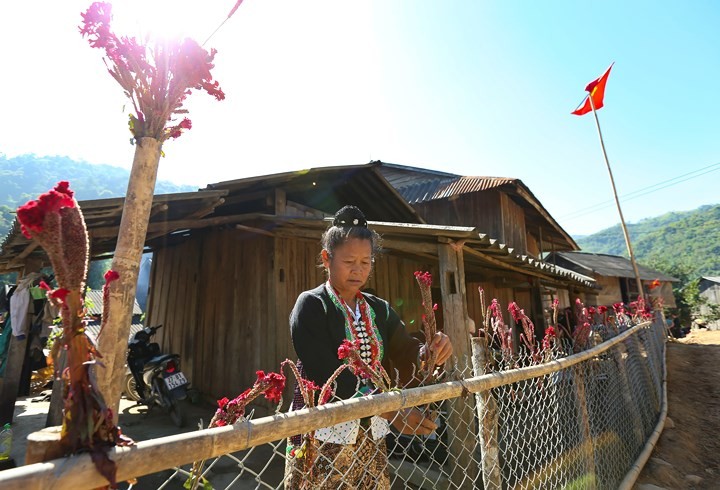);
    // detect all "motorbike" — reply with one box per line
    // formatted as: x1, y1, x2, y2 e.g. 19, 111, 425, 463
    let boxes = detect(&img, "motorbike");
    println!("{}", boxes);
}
124, 324, 188, 427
